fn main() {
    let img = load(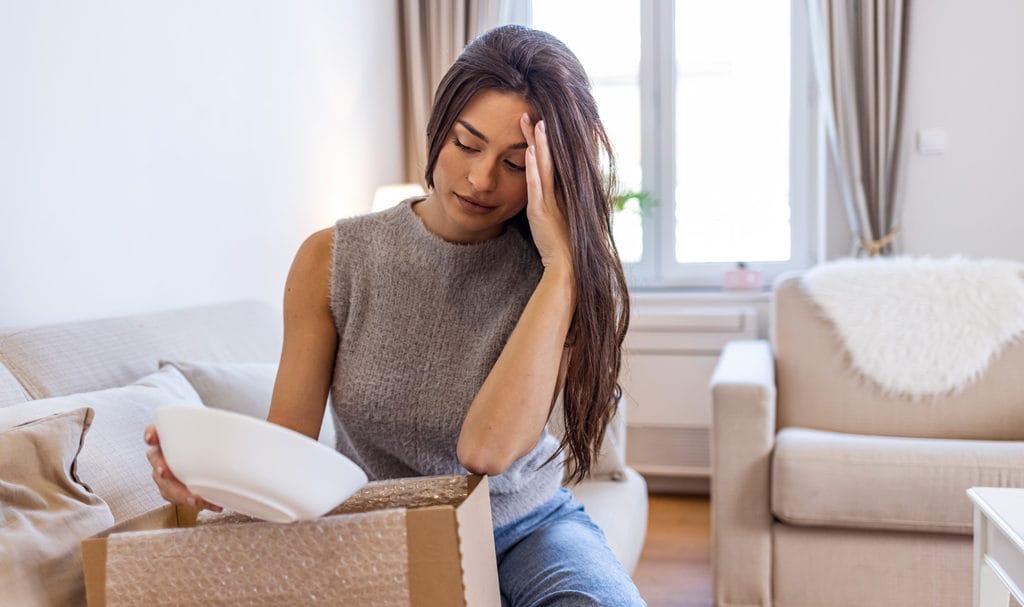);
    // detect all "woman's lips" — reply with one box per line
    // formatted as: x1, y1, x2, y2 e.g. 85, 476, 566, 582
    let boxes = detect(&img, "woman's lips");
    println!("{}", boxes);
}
455, 193, 497, 214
